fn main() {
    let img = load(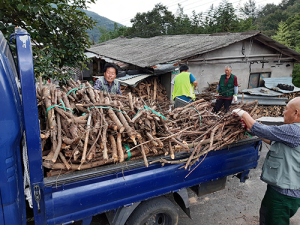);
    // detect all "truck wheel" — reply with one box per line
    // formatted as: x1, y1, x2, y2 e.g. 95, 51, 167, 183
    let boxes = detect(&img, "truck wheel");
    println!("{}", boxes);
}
126, 196, 179, 225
